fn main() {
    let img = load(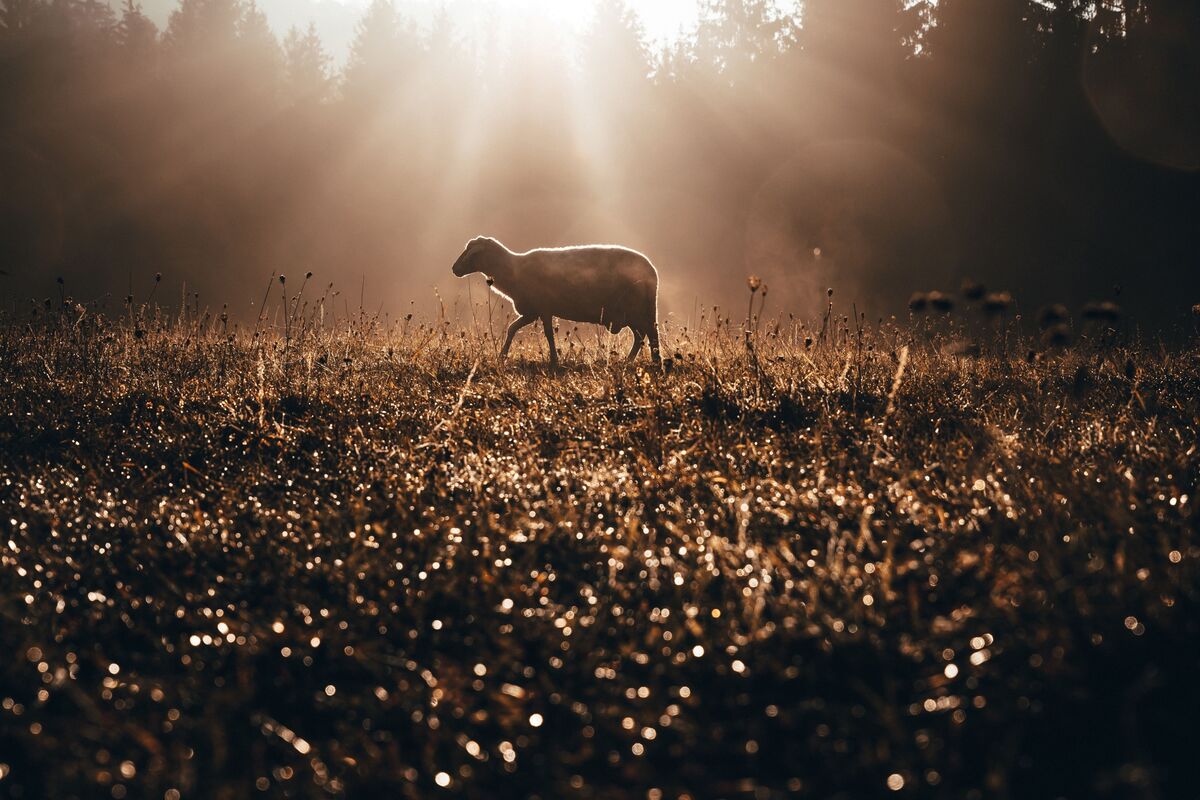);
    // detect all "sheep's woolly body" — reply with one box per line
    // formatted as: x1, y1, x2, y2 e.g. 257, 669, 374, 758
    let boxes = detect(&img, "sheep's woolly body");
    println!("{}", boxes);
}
490, 244, 657, 333
451, 236, 661, 364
